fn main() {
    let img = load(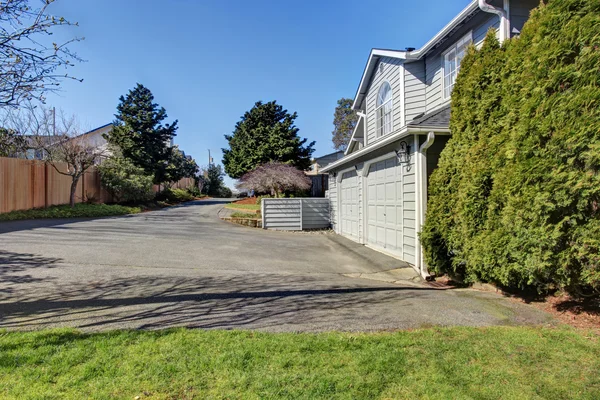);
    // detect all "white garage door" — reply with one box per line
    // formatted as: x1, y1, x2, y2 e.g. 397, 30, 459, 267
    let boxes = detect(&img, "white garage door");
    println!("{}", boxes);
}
340, 170, 359, 240
366, 157, 403, 256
